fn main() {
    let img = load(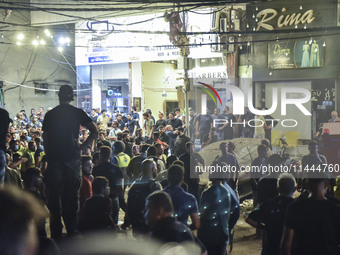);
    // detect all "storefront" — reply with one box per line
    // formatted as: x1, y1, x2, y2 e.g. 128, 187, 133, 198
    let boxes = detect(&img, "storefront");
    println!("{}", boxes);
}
75, 11, 224, 118
244, 0, 339, 140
